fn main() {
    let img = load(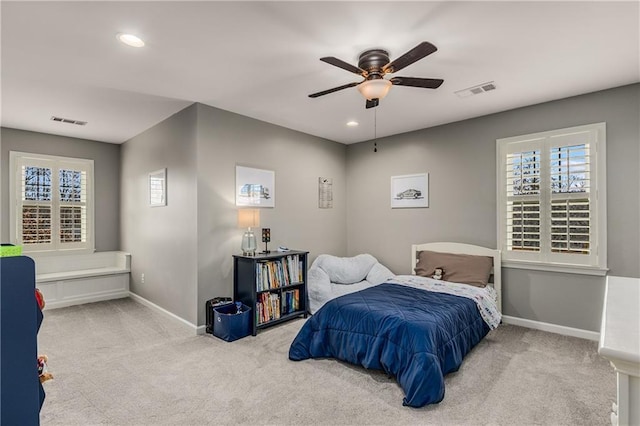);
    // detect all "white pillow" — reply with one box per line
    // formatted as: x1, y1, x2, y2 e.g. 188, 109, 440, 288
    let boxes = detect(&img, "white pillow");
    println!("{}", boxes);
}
314, 254, 378, 284
366, 262, 395, 285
